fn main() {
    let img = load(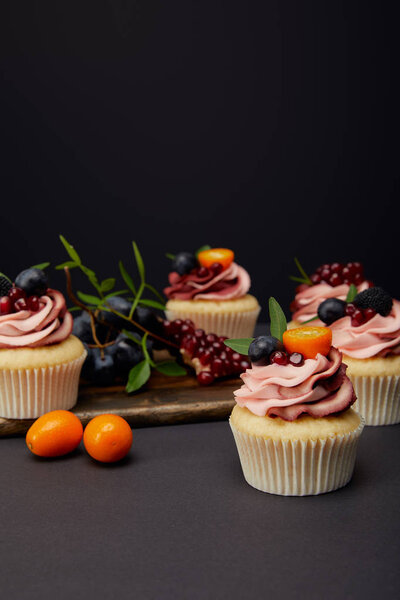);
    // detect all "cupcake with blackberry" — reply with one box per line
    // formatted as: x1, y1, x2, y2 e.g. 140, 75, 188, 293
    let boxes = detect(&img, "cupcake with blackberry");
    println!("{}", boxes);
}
0, 269, 86, 419
164, 247, 260, 338
316, 286, 400, 425
289, 258, 371, 327
227, 298, 364, 496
